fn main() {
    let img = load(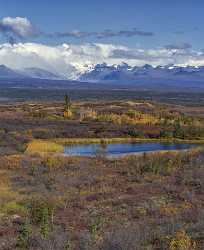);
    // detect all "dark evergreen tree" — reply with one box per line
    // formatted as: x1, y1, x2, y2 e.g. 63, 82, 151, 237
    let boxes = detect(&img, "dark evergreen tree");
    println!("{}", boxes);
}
65, 93, 71, 111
